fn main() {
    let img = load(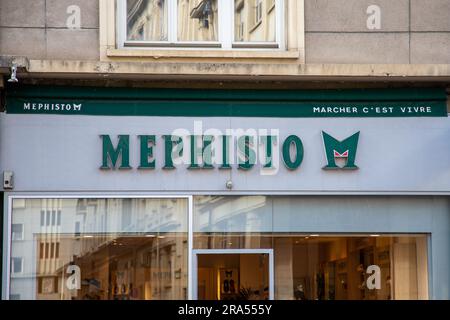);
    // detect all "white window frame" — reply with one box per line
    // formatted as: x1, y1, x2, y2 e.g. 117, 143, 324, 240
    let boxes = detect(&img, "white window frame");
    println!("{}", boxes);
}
117, 0, 285, 50
256, 0, 263, 24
